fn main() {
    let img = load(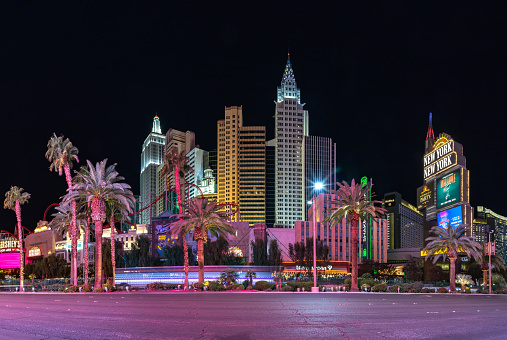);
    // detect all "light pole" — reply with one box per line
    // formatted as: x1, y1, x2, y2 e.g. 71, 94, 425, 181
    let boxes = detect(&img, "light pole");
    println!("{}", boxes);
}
488, 229, 494, 294
311, 182, 323, 293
